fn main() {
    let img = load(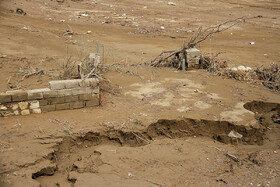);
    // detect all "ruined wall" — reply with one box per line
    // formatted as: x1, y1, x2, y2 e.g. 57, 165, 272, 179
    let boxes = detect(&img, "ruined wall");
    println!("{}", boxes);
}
0, 78, 99, 117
